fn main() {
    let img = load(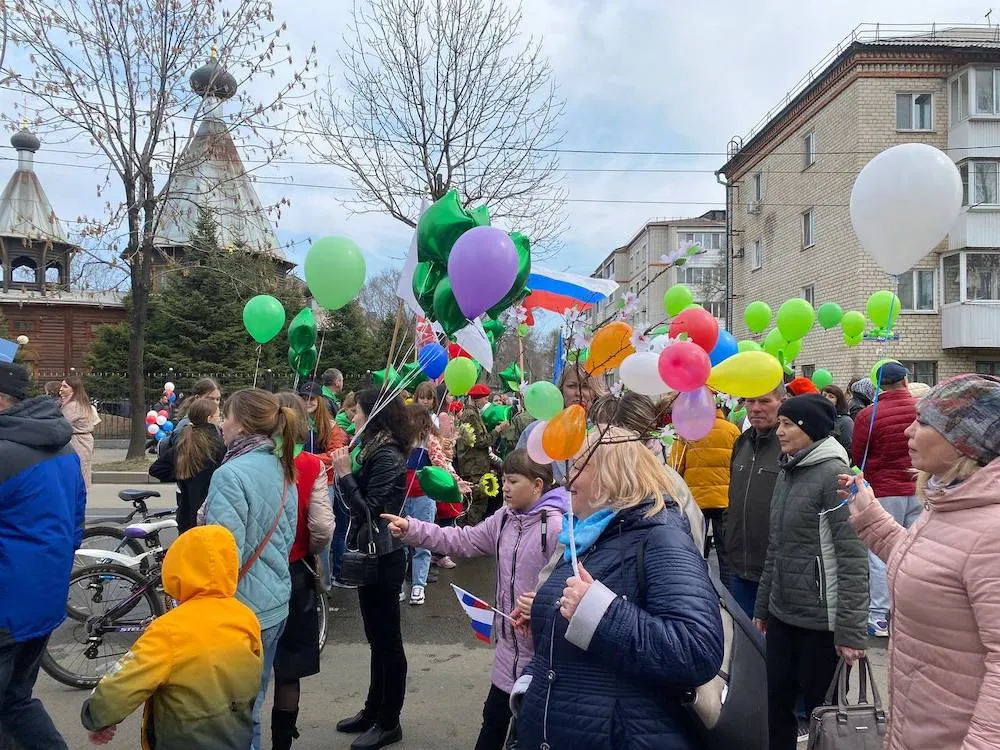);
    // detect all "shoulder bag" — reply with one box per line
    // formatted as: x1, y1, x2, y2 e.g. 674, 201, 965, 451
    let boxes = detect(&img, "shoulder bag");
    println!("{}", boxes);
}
339, 497, 380, 586
808, 657, 887, 749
